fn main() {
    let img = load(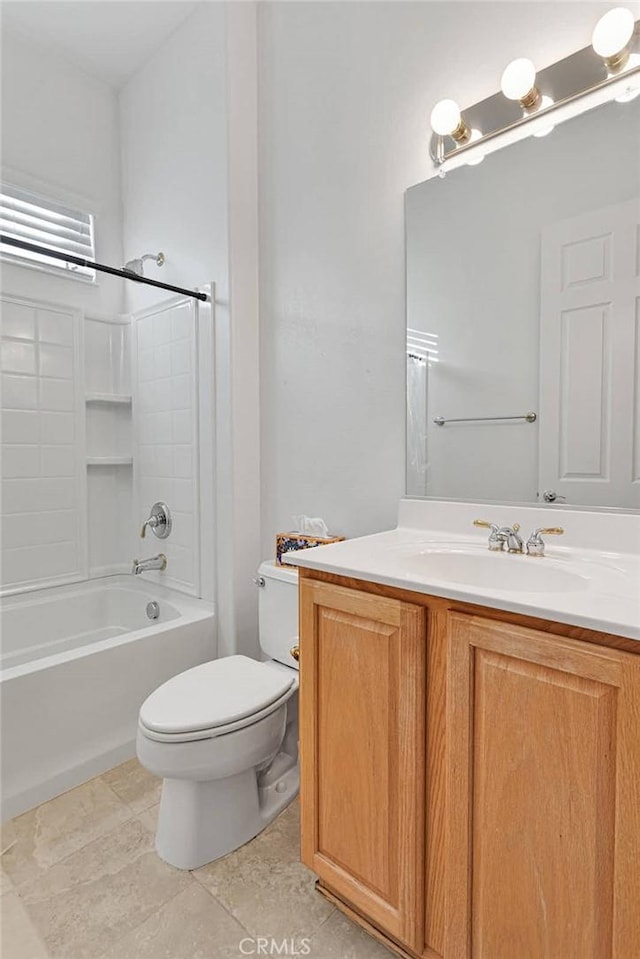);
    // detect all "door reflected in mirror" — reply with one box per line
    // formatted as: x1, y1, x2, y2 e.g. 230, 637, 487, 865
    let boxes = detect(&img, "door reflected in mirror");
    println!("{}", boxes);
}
406, 98, 640, 510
